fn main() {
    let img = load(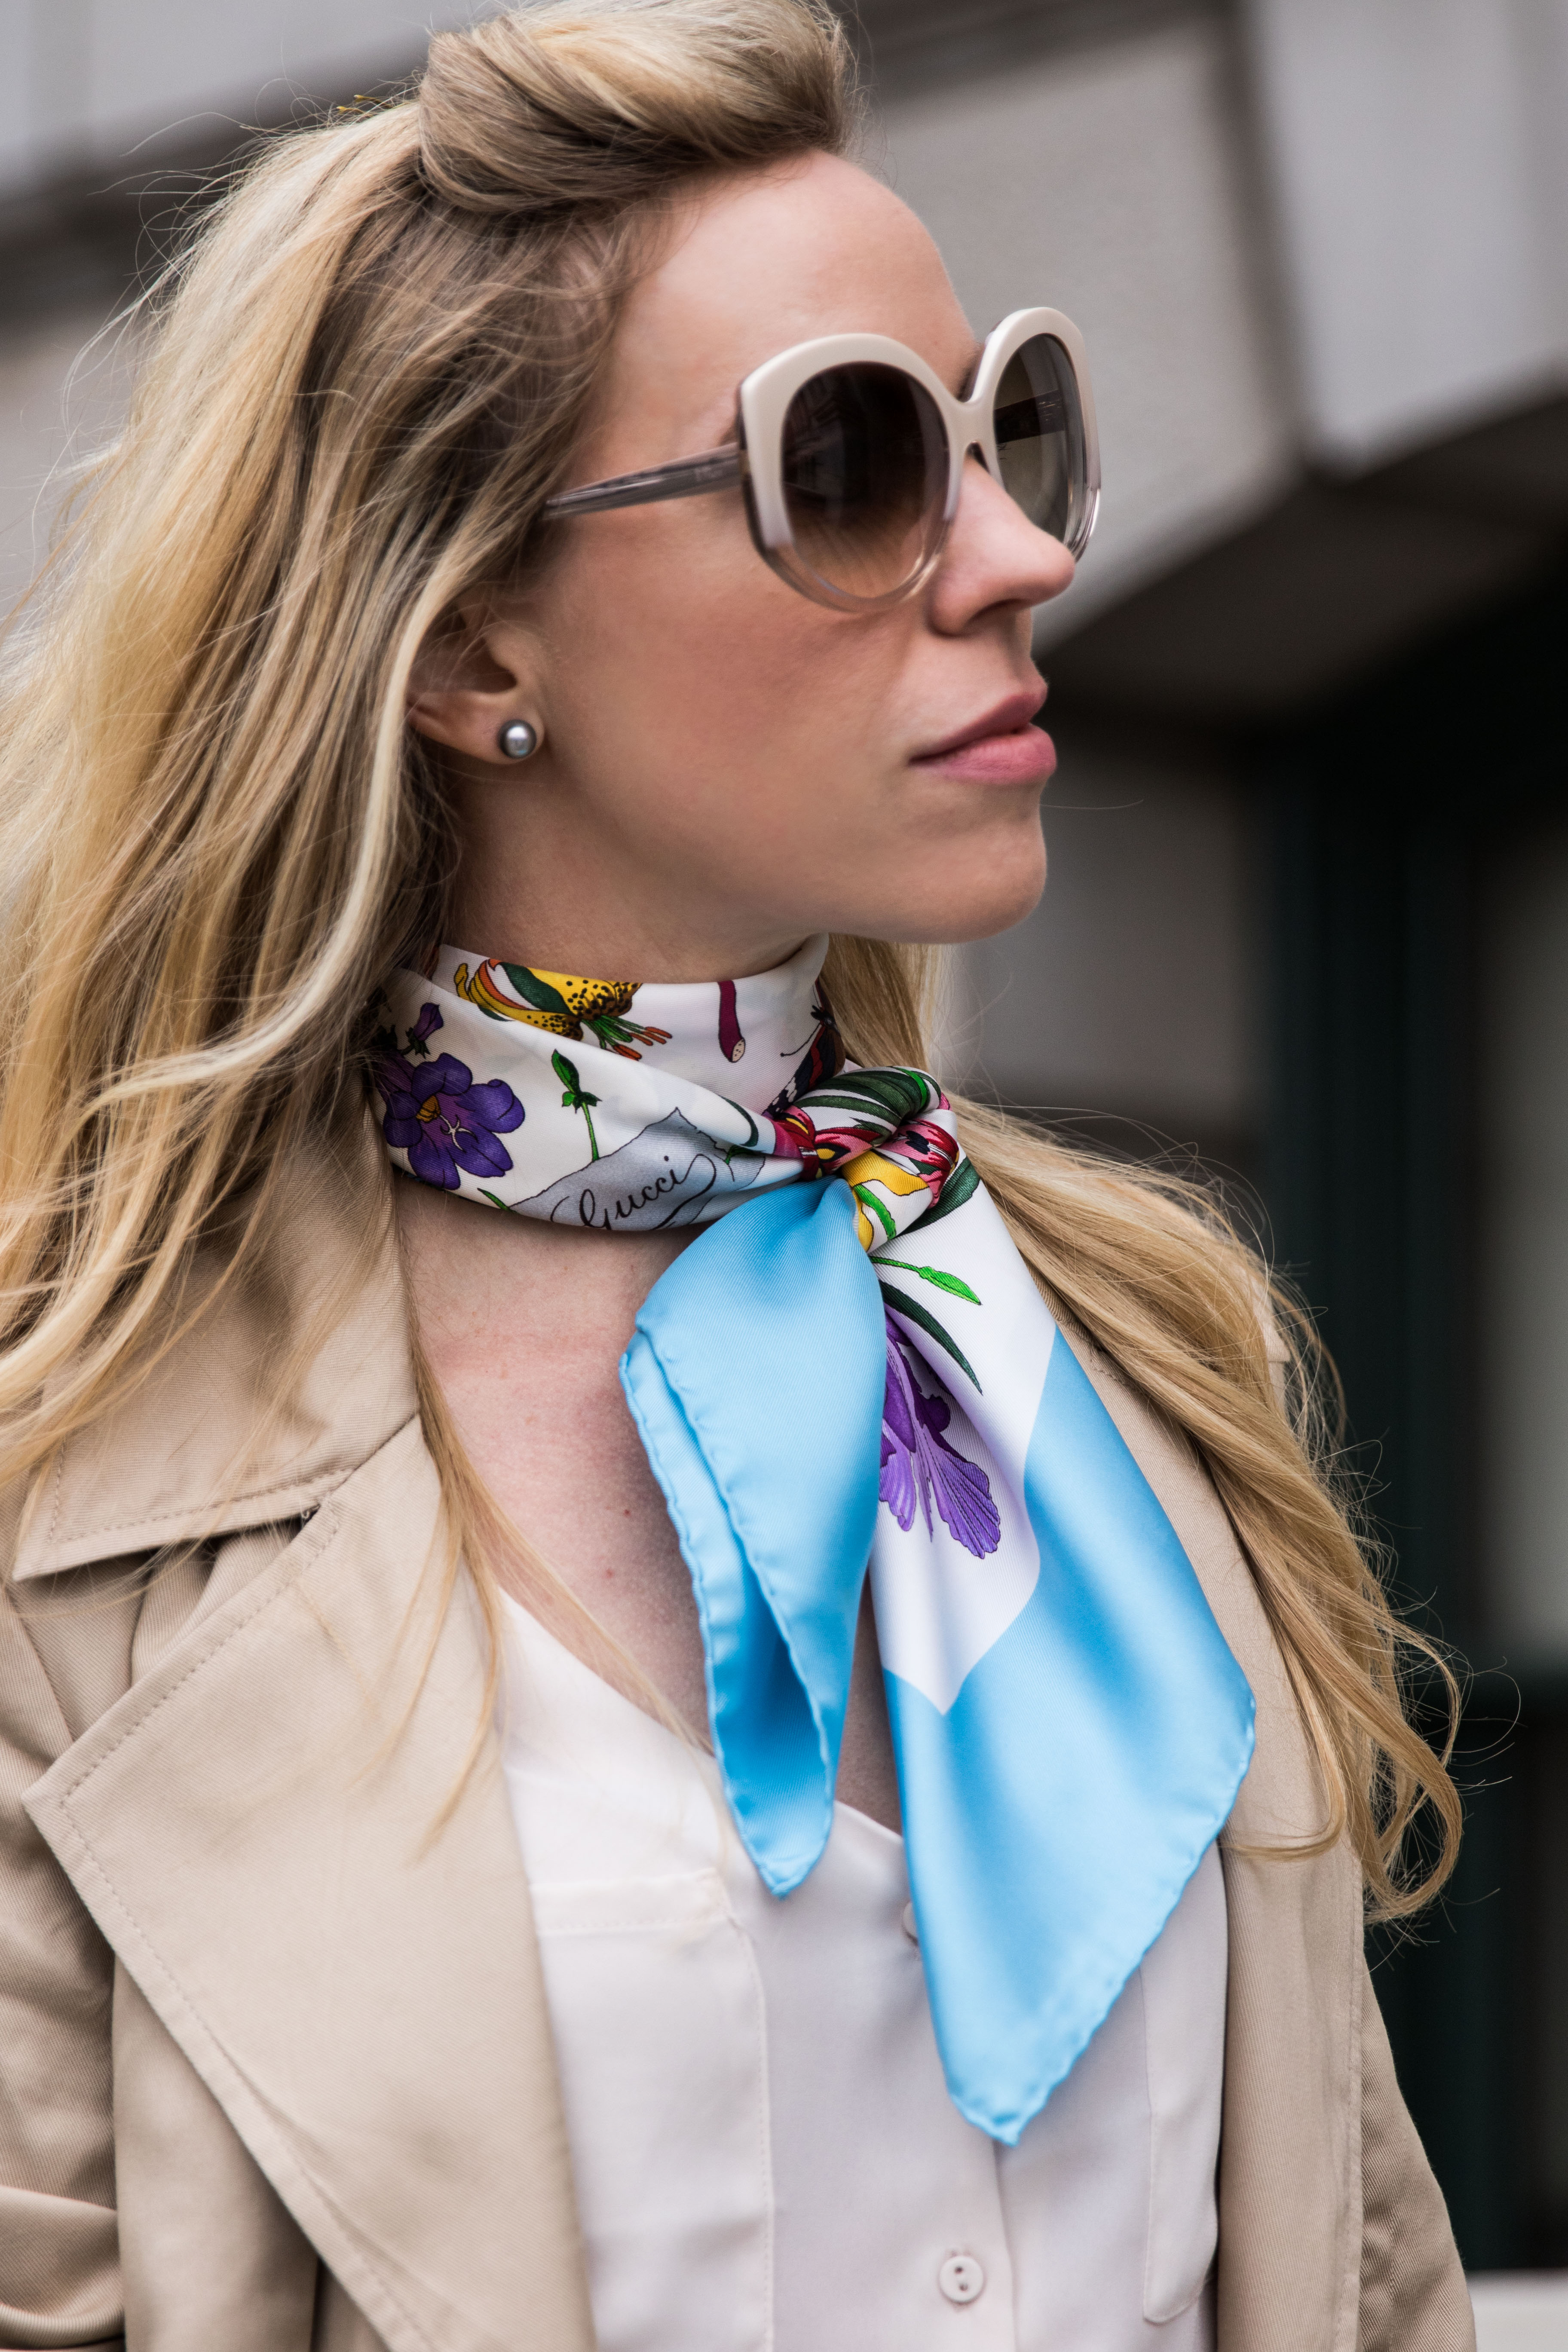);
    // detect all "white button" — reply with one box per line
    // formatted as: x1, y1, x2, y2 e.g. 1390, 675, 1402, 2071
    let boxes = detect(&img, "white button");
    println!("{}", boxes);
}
901, 1902, 919, 1943
938, 2253, 986, 2305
